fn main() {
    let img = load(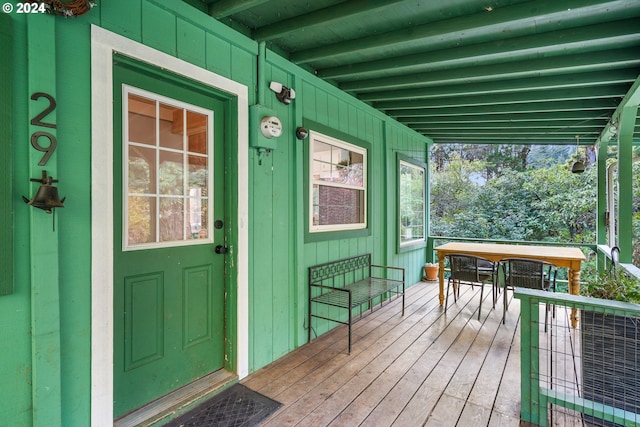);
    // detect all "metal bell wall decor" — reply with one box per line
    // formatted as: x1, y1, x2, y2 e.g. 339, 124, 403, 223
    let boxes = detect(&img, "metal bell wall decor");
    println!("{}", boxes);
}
22, 170, 66, 214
